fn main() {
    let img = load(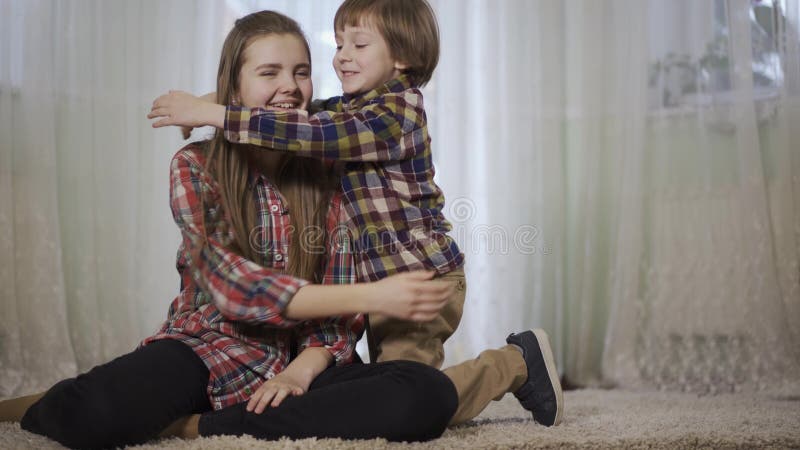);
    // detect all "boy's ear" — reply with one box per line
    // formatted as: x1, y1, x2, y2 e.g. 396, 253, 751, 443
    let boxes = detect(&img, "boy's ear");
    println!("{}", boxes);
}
394, 60, 409, 71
